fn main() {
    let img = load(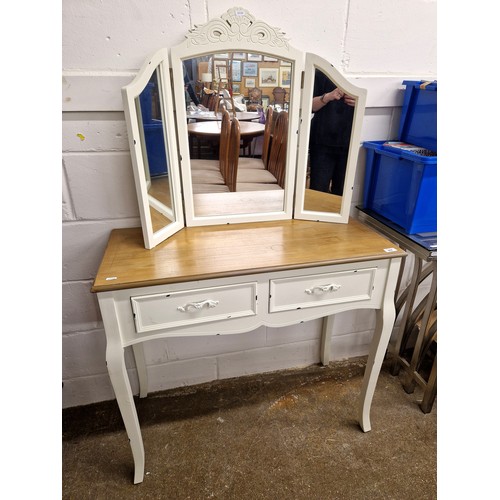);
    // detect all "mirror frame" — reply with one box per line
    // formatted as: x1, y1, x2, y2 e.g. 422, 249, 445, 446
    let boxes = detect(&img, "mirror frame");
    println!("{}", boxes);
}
121, 7, 367, 248
122, 48, 185, 249
294, 53, 367, 224
170, 7, 304, 227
